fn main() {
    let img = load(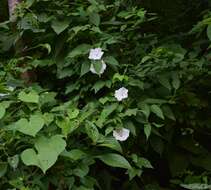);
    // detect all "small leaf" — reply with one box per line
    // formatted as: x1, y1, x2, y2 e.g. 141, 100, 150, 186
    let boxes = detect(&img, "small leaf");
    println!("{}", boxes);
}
104, 56, 119, 66
150, 105, 164, 119
92, 81, 106, 93
51, 20, 69, 34
124, 109, 138, 116
144, 123, 151, 139
162, 105, 176, 121
172, 72, 180, 90
158, 76, 171, 90
18, 91, 39, 103
138, 157, 153, 168
98, 153, 131, 169
93, 60, 103, 74
67, 108, 79, 119
89, 12, 100, 26
56, 118, 79, 137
